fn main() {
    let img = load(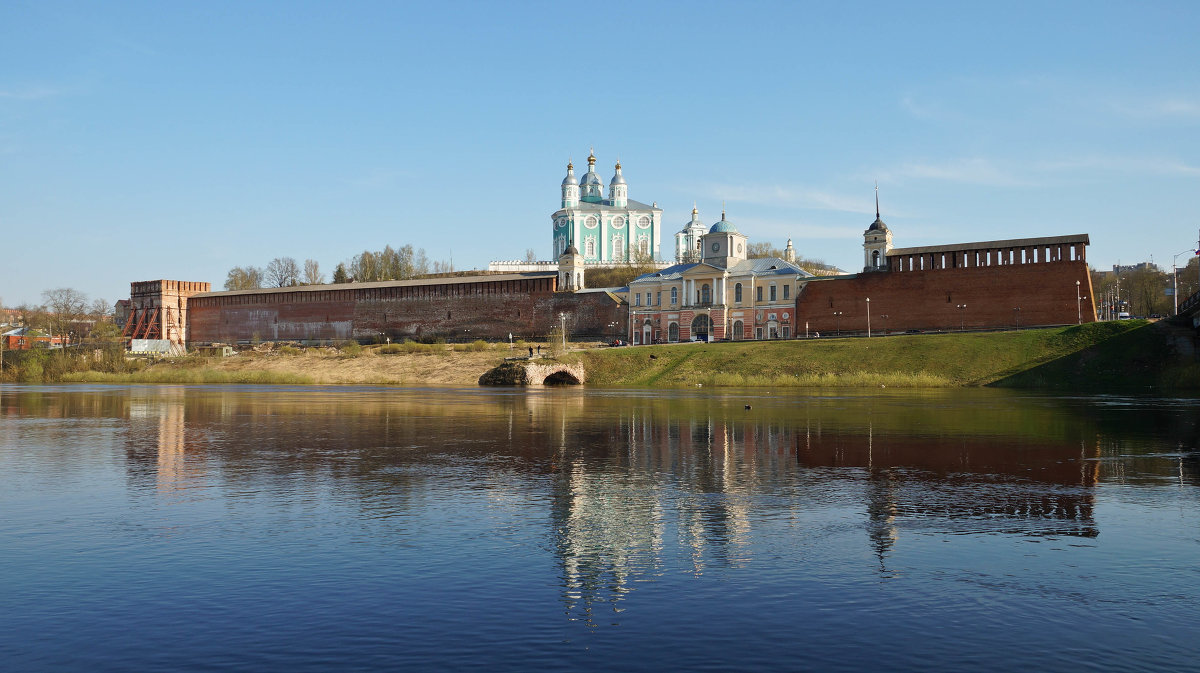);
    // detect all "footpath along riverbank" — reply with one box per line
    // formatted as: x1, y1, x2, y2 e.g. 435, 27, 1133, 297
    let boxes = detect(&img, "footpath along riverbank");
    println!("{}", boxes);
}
5, 320, 1195, 390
